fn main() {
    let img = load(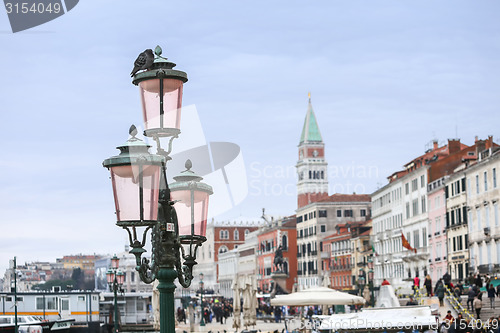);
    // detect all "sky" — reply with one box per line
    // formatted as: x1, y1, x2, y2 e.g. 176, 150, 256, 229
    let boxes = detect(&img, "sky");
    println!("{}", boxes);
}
1, 0, 500, 275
